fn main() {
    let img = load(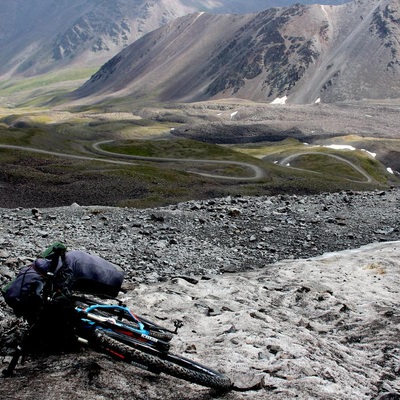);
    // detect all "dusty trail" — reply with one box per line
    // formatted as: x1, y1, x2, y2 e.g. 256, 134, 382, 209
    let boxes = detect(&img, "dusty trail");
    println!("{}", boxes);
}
0, 142, 266, 181
277, 151, 374, 183
92, 140, 266, 180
